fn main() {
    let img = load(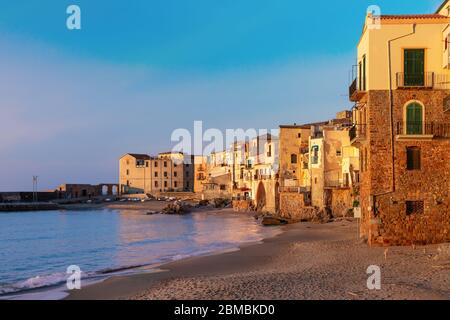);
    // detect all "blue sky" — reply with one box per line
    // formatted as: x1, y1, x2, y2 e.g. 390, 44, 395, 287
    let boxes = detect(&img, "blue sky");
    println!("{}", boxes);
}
0, 0, 442, 190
